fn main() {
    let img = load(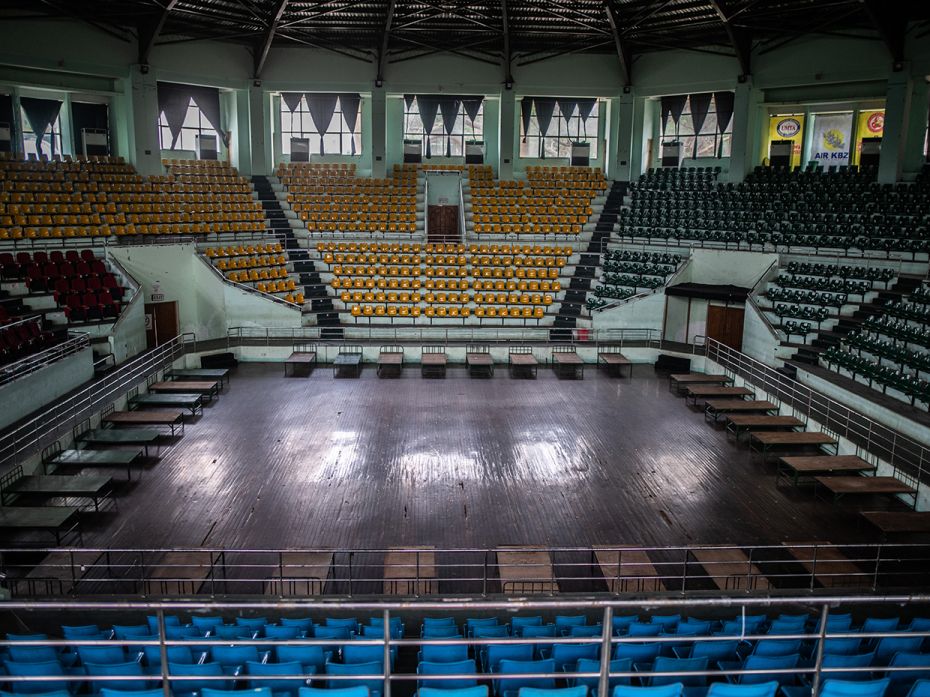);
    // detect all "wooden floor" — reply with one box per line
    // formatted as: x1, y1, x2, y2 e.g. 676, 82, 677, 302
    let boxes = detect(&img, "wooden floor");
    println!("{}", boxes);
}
81, 362, 882, 550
